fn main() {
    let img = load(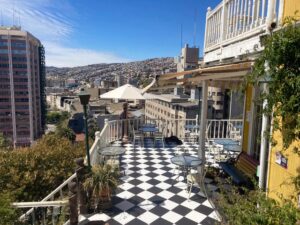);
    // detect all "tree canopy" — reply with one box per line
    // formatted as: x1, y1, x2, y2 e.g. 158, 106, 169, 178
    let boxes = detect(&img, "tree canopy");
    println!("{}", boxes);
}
0, 134, 84, 202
